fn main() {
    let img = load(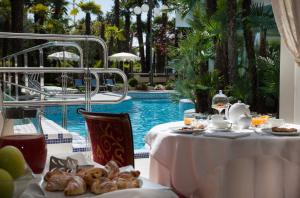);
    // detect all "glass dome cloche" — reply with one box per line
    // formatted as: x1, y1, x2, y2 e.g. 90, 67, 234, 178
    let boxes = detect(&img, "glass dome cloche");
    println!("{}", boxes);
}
211, 90, 229, 114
